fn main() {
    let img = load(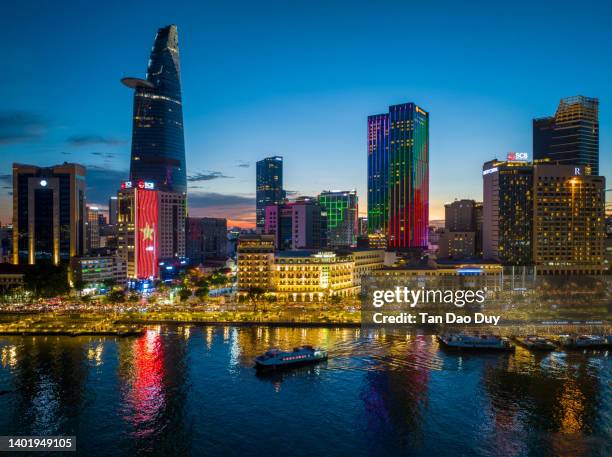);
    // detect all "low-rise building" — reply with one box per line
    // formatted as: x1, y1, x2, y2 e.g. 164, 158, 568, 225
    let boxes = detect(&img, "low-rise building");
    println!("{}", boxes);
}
70, 255, 127, 289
